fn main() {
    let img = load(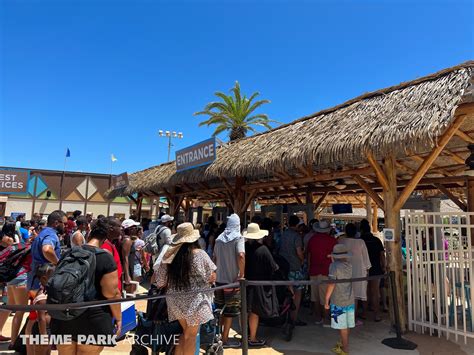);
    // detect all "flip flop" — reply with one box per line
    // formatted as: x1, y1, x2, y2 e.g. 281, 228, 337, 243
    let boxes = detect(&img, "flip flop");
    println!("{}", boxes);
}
249, 339, 266, 347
